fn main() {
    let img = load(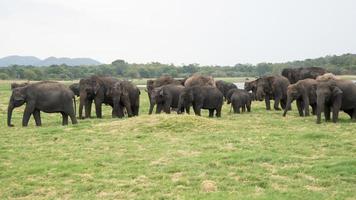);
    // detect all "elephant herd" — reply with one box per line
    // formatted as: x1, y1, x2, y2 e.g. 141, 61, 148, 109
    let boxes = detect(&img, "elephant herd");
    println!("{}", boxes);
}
6, 67, 356, 127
